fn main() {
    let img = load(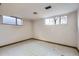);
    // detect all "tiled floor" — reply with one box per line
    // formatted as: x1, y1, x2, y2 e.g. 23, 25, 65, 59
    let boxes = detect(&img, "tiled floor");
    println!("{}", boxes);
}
0, 39, 78, 56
